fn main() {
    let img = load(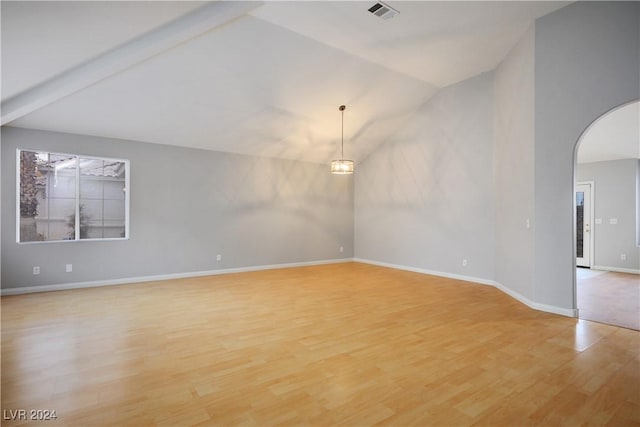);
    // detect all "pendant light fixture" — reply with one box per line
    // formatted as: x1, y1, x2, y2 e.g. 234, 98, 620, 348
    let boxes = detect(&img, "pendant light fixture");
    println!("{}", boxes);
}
331, 105, 354, 174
